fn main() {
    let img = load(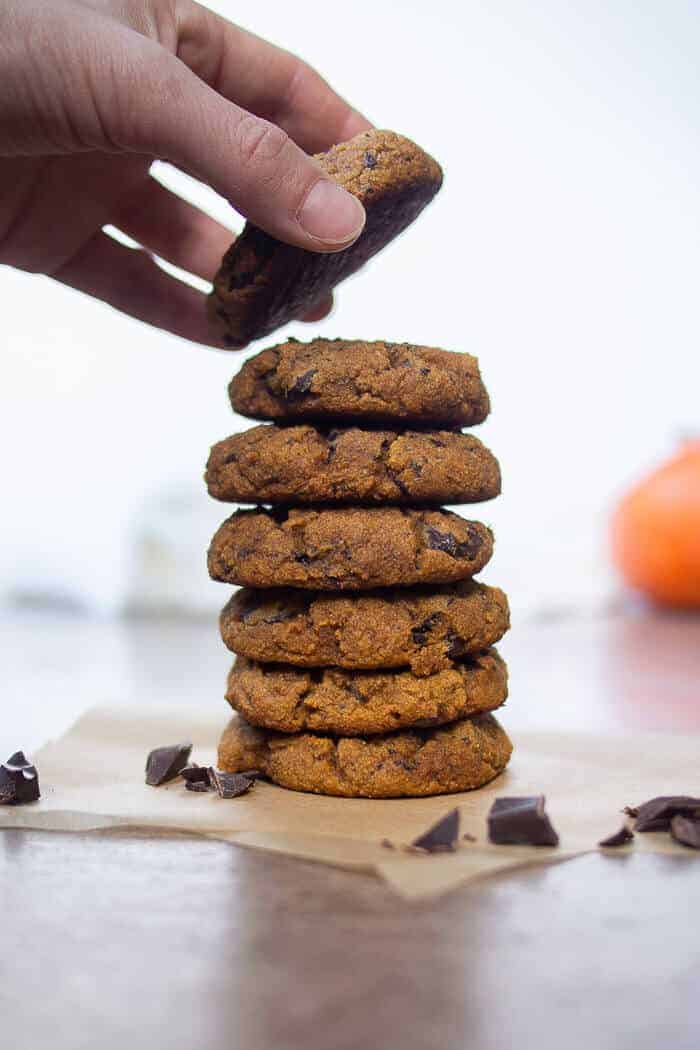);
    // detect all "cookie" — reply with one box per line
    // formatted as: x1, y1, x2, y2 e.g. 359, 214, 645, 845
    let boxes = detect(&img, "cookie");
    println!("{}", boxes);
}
229, 338, 489, 427
206, 424, 500, 507
209, 130, 443, 347
208, 507, 494, 591
218, 712, 513, 798
220, 581, 510, 675
225, 648, 507, 736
